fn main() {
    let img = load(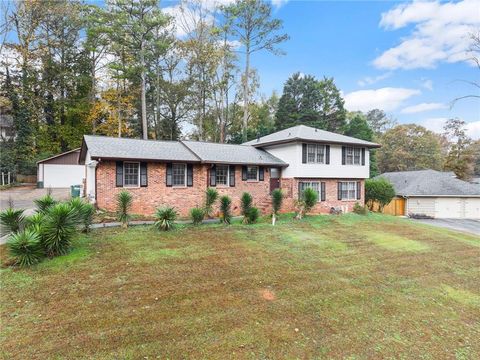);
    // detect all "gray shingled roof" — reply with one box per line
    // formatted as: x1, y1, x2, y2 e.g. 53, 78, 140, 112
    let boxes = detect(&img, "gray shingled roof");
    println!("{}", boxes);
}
243, 125, 380, 148
378, 170, 480, 197
82, 135, 200, 162
182, 140, 286, 166
81, 135, 287, 166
